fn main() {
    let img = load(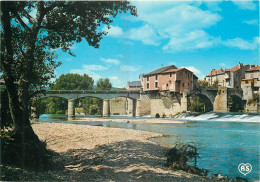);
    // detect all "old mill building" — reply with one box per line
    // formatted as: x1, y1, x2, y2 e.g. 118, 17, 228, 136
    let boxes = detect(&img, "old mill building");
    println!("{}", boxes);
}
141, 65, 198, 93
